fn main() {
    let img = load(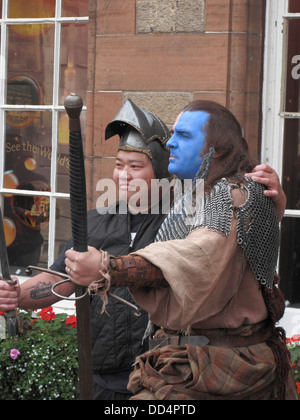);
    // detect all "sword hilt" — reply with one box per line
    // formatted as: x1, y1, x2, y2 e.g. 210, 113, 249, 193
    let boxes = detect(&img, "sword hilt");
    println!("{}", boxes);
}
64, 94, 87, 254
